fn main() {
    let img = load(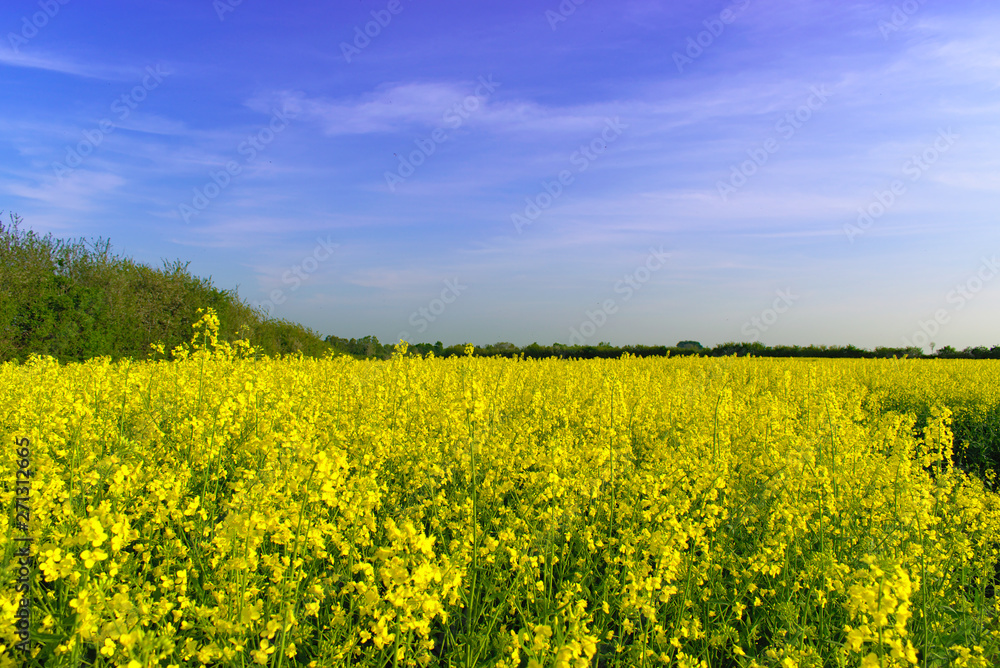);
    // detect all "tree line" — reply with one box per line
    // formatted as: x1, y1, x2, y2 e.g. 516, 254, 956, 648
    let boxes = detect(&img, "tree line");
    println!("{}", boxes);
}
325, 337, 1000, 360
